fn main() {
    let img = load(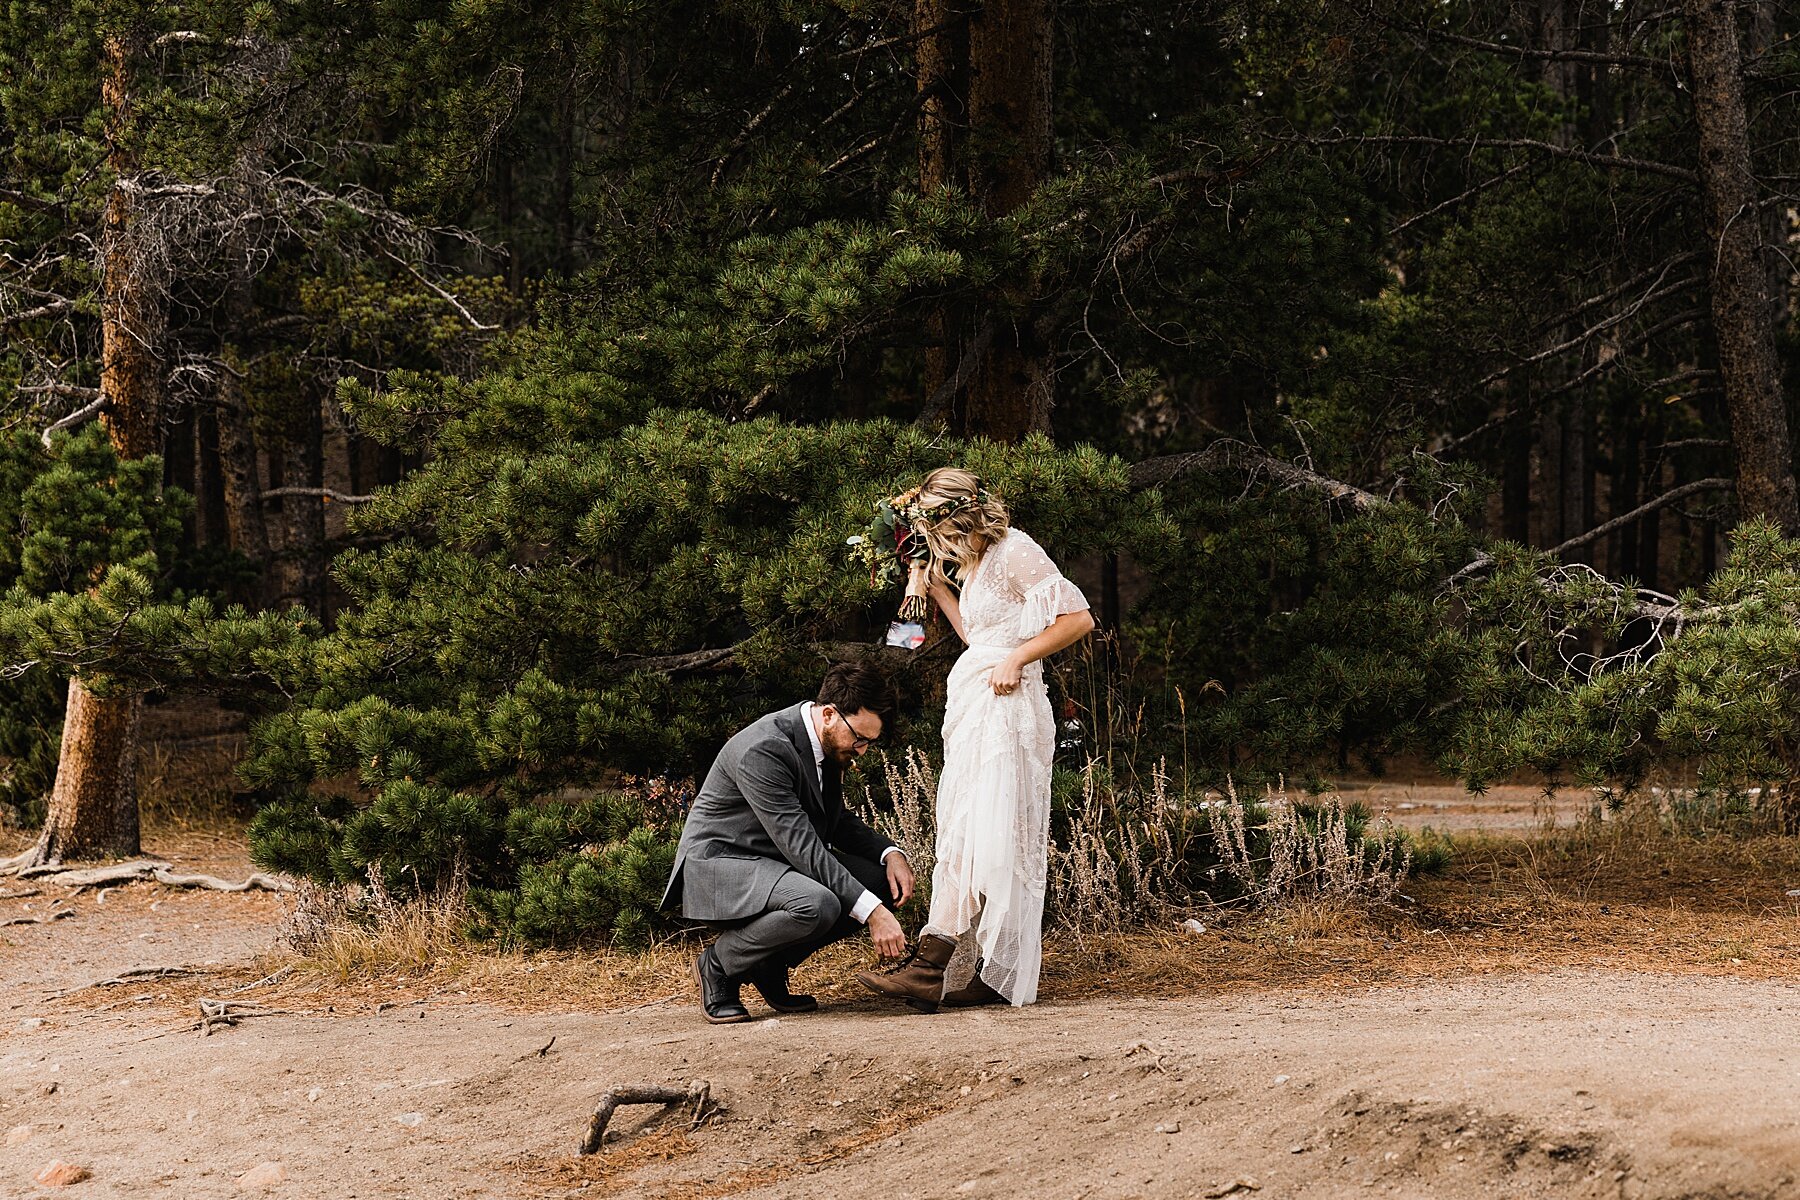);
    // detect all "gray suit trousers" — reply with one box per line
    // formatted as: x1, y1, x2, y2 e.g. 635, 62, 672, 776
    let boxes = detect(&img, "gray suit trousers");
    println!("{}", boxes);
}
707, 851, 893, 977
